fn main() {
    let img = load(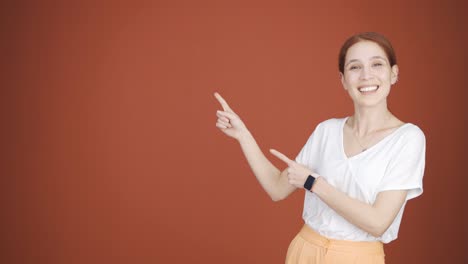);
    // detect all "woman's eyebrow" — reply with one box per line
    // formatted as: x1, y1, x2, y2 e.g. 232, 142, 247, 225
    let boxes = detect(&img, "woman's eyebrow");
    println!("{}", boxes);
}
345, 59, 359, 67
345, 56, 387, 67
